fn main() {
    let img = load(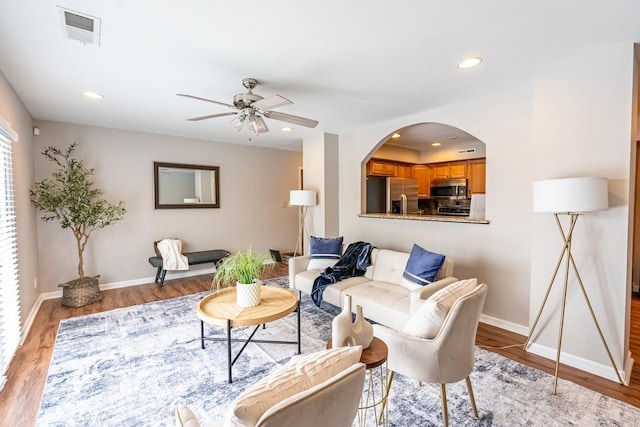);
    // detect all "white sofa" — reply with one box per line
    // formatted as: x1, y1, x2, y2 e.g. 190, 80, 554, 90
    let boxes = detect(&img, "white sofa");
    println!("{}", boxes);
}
288, 248, 457, 330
